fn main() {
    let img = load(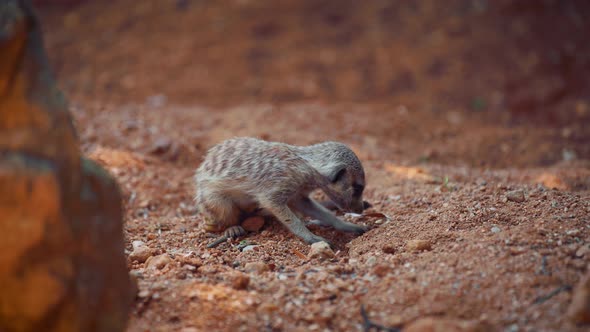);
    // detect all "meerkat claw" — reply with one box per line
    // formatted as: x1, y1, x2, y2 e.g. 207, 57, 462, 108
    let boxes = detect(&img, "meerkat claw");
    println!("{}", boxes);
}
206, 226, 246, 248
224, 225, 246, 238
